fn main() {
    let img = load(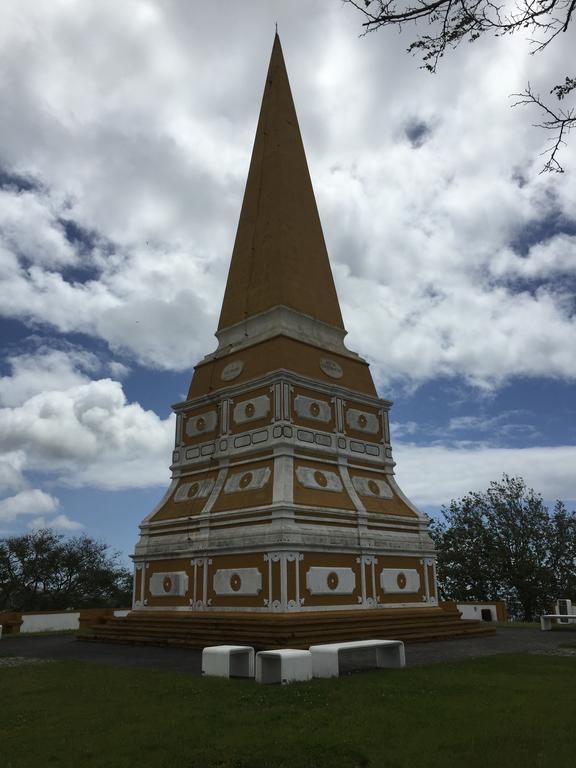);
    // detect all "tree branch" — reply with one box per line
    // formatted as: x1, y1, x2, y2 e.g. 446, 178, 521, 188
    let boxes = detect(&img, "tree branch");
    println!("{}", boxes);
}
512, 83, 576, 172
